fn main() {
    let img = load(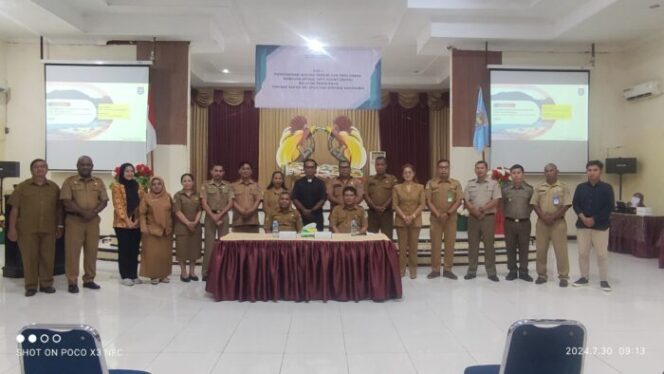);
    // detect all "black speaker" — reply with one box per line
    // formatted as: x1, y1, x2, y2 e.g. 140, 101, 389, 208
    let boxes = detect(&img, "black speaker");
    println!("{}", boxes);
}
605, 158, 636, 174
0, 161, 19, 178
